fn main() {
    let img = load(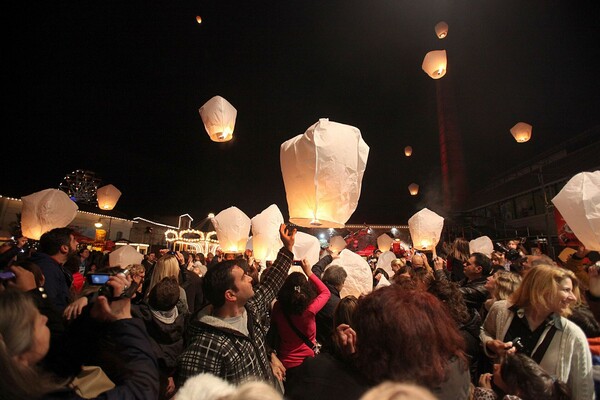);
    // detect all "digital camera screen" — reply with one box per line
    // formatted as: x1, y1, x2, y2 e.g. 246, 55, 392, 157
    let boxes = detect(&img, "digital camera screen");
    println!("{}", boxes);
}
90, 274, 110, 285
